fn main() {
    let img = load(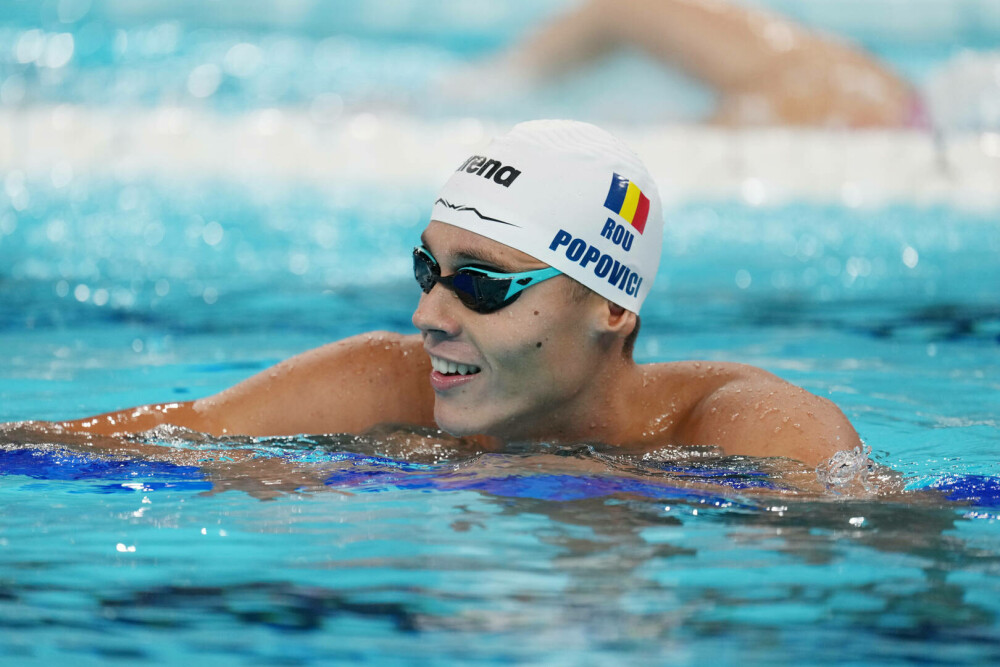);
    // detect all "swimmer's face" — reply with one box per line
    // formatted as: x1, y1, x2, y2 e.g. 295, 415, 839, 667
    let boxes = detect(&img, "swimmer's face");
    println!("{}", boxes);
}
412, 221, 609, 441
